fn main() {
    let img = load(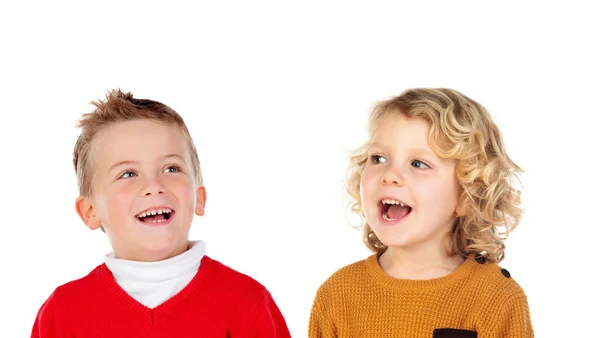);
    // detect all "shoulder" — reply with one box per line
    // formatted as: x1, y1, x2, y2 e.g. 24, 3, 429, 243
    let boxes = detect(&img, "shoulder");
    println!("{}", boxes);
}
325, 256, 370, 282
314, 255, 372, 298
34, 264, 104, 322
468, 256, 533, 334
45, 264, 105, 305
468, 255, 529, 303
200, 257, 291, 336
202, 256, 270, 300
202, 255, 267, 290
309, 255, 372, 327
